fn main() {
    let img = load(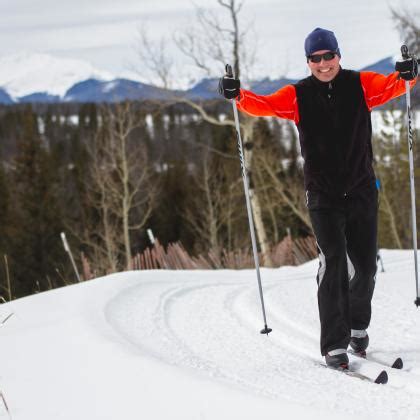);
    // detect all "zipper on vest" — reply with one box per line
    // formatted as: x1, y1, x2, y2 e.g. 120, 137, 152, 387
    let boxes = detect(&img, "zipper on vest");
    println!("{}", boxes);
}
328, 82, 332, 99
